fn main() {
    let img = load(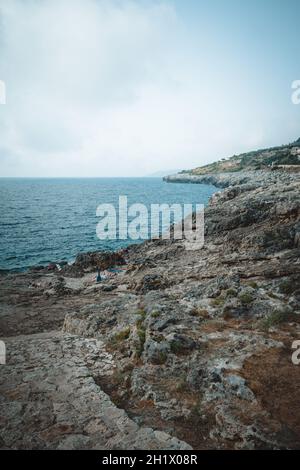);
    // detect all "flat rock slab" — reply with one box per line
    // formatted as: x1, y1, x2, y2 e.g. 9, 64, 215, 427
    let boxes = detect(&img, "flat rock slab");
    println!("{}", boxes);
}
0, 332, 191, 450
